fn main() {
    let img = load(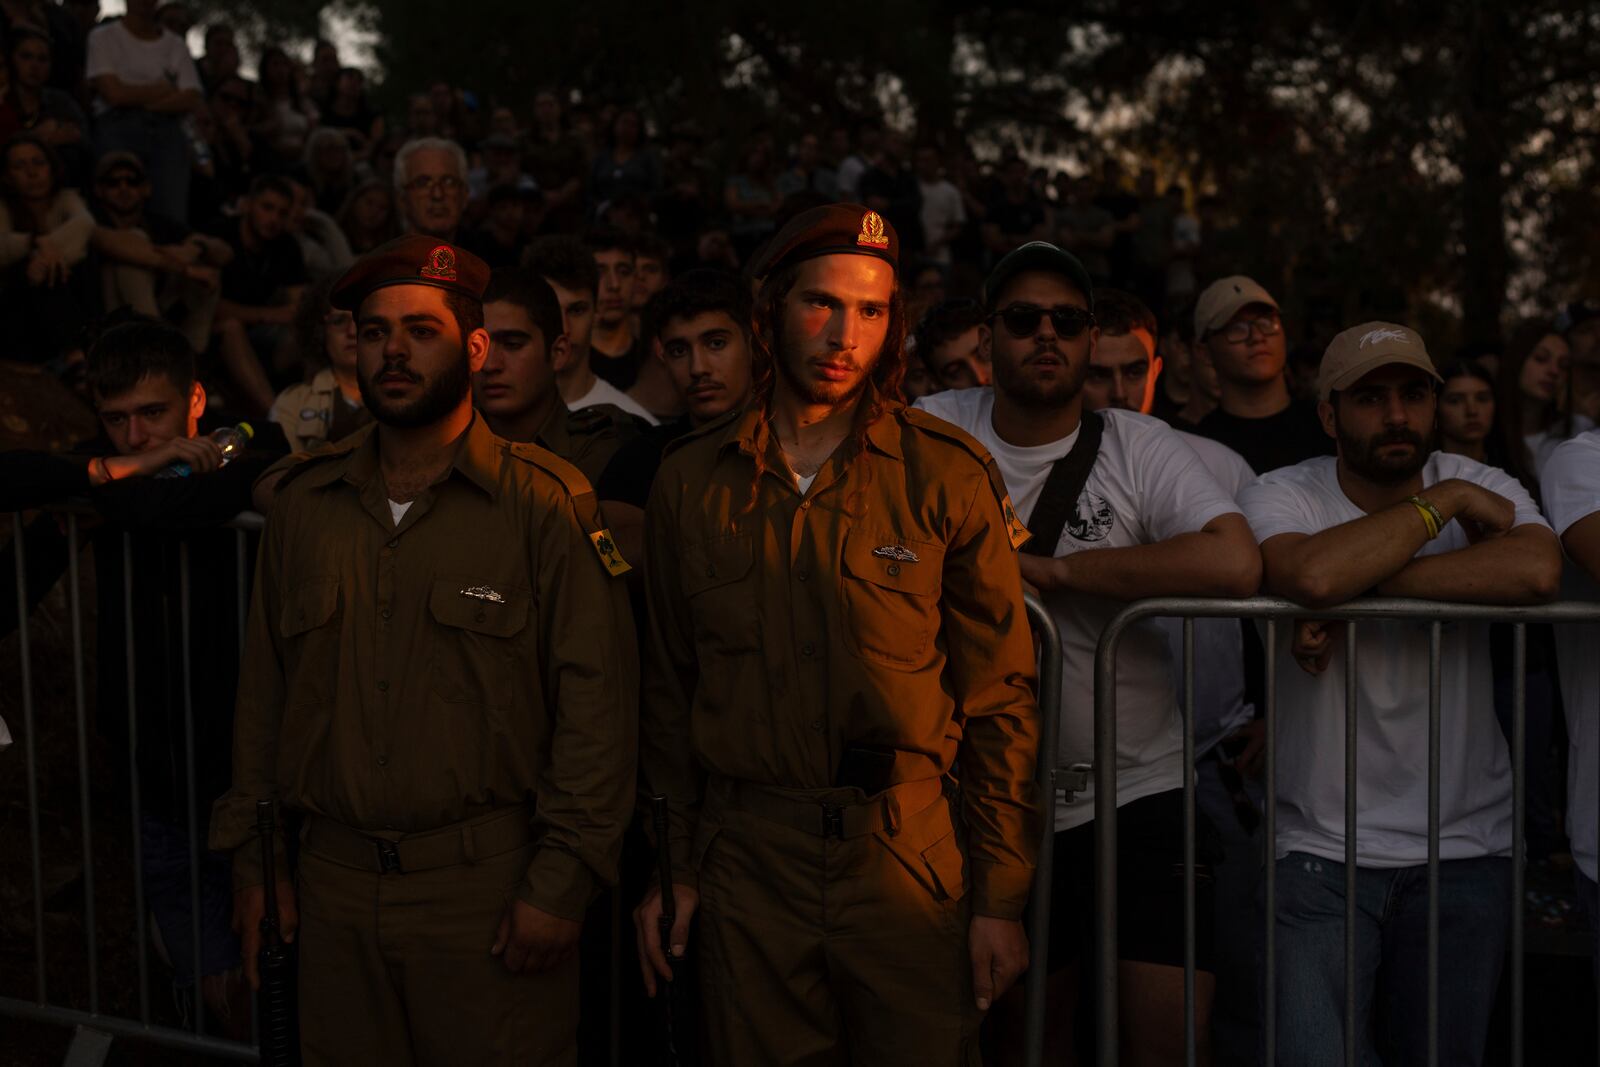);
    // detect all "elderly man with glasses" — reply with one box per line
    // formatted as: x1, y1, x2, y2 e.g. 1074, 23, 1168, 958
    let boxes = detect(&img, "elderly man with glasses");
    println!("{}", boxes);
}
394, 137, 469, 242
1191, 274, 1334, 474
